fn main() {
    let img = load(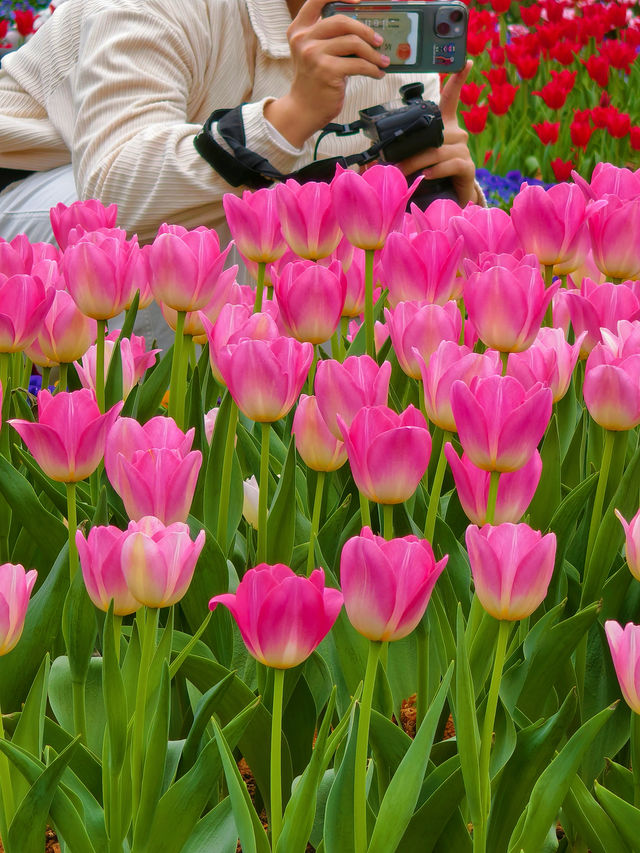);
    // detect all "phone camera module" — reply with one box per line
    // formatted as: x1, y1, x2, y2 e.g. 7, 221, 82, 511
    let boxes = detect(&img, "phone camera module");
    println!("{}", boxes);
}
436, 21, 451, 35
449, 9, 464, 22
